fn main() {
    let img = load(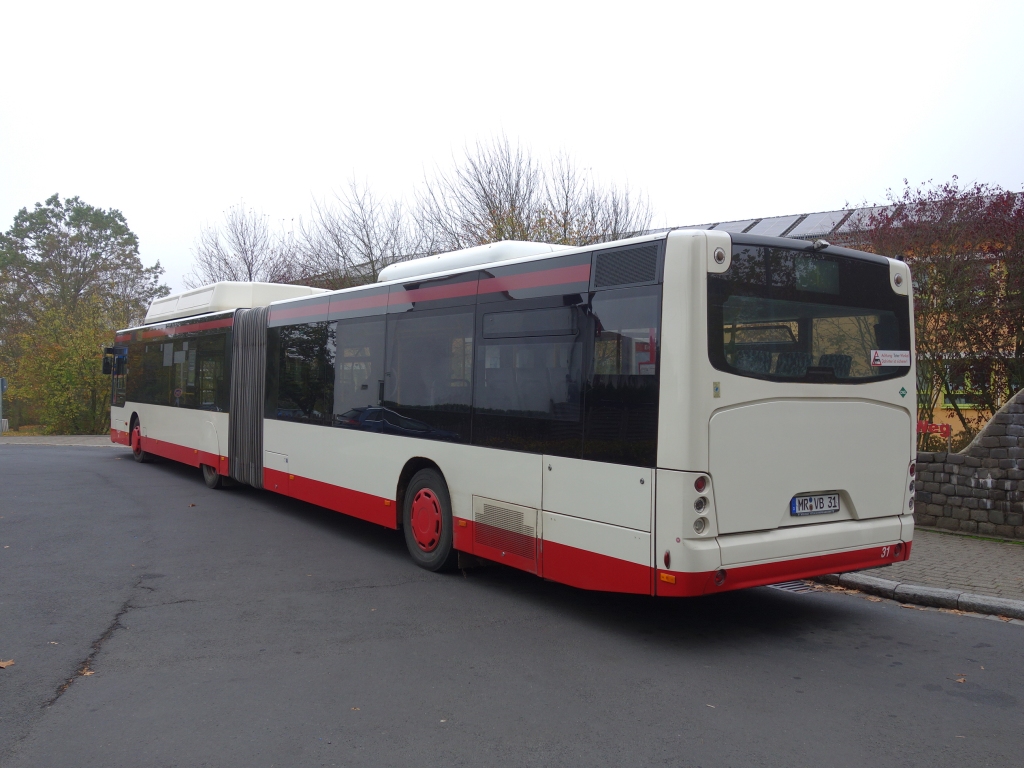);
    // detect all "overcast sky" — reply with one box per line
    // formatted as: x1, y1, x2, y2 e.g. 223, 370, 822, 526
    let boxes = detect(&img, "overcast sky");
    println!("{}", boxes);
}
2, 0, 1022, 292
